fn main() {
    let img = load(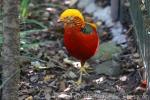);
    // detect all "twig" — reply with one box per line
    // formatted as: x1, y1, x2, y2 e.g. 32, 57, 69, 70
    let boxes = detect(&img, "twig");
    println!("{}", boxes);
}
125, 25, 133, 35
